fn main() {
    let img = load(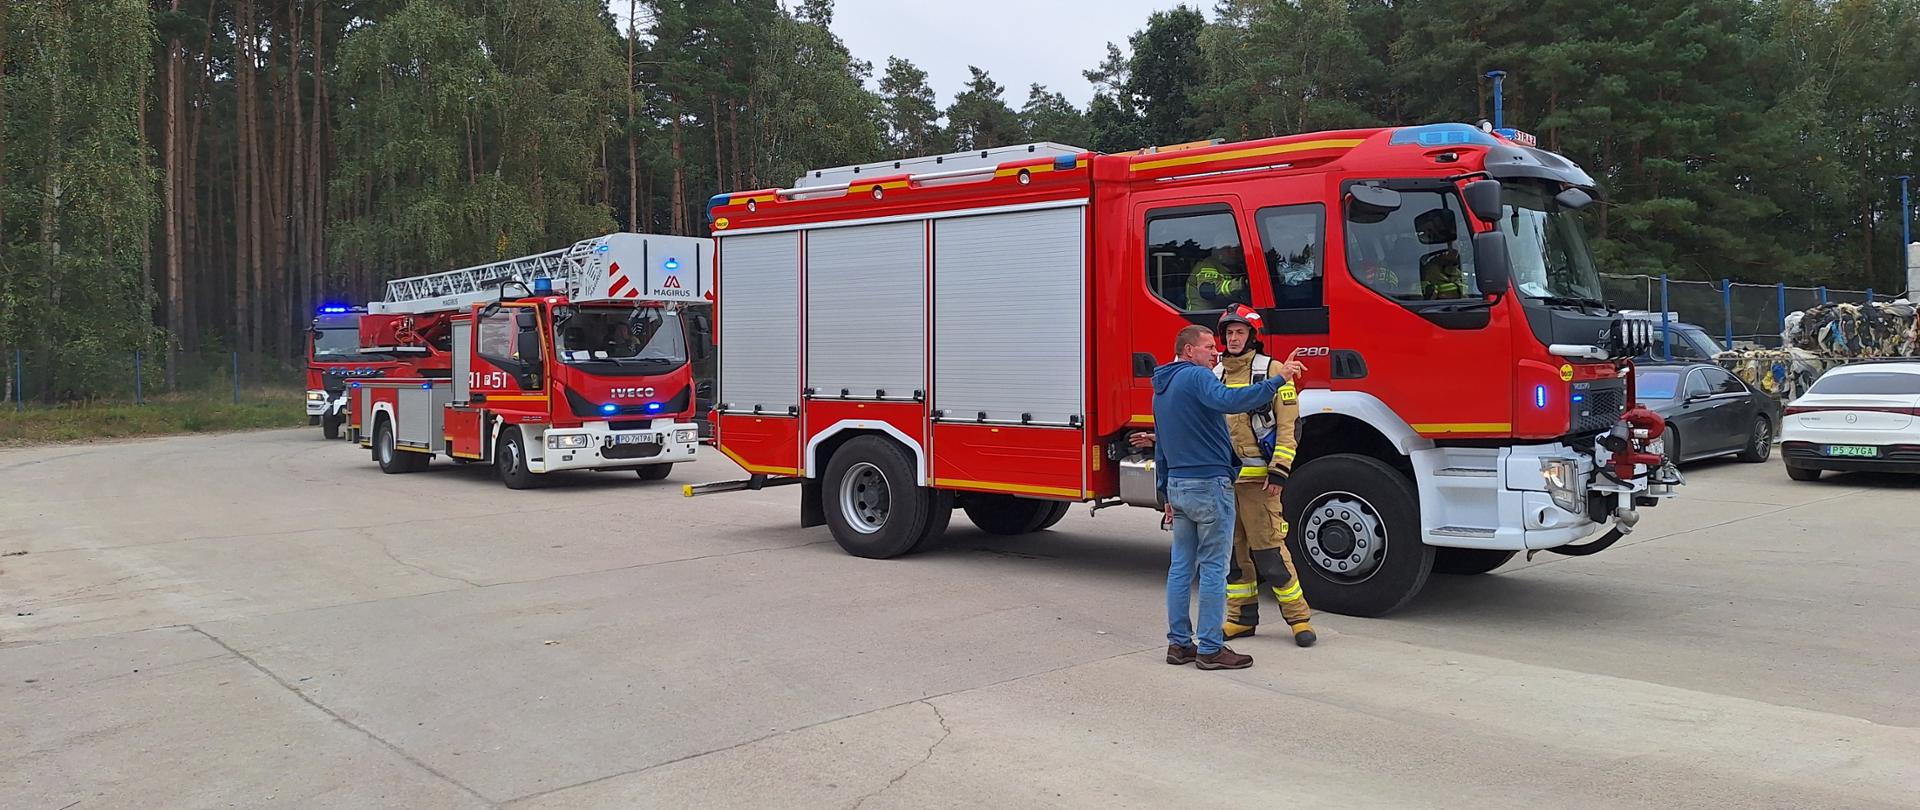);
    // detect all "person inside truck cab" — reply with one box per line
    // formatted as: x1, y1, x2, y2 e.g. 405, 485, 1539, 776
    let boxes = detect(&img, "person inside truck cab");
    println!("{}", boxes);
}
603, 321, 640, 358
1414, 209, 1467, 300
1185, 246, 1251, 310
